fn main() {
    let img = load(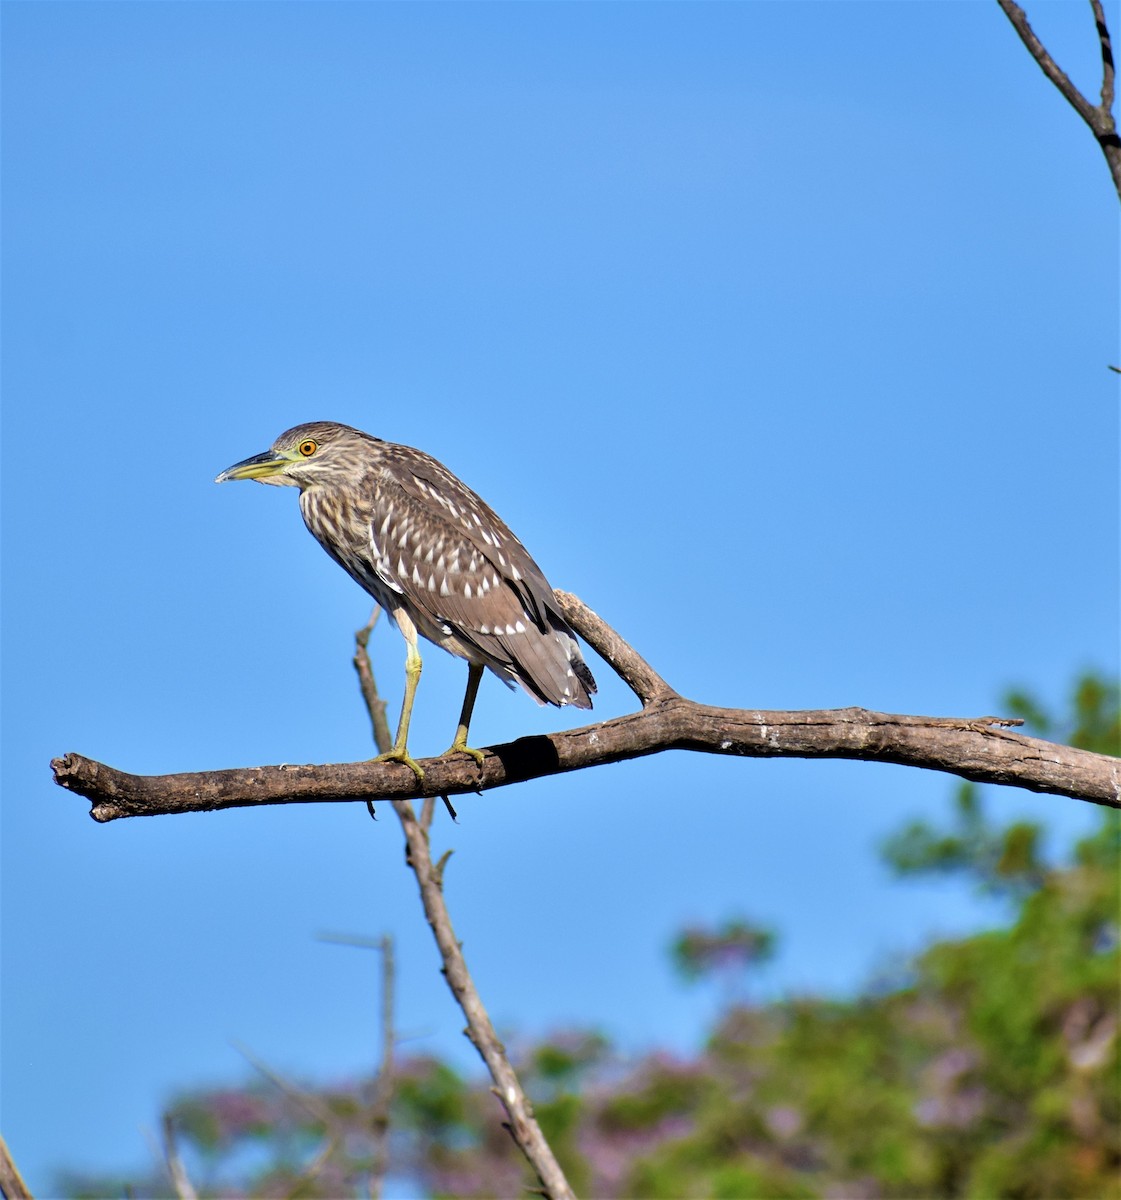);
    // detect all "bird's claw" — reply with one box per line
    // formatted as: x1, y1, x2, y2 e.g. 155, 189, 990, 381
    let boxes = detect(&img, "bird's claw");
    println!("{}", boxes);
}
374, 748, 425, 784
444, 742, 486, 770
